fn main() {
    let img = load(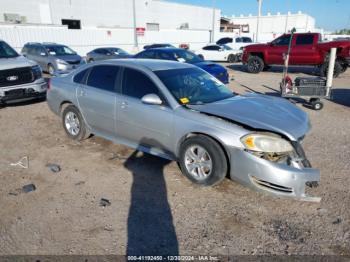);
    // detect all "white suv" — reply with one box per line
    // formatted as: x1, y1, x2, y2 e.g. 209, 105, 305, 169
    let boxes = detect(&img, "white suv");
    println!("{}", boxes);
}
216, 36, 255, 51
0, 40, 46, 105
